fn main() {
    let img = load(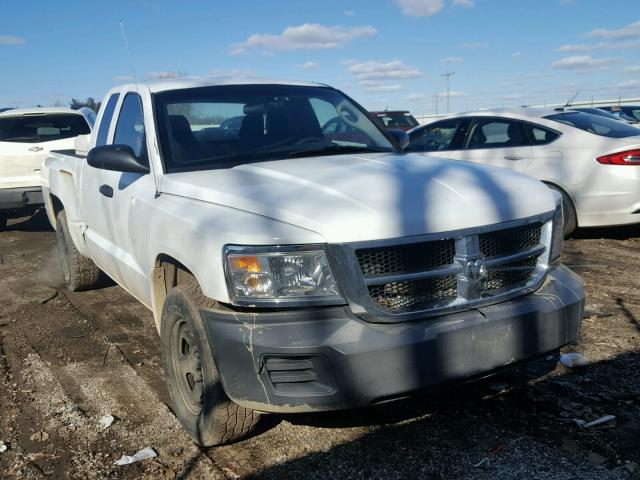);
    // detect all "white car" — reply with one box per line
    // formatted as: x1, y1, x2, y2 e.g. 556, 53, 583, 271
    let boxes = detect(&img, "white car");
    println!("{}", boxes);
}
407, 108, 640, 235
0, 107, 93, 228
43, 78, 583, 446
